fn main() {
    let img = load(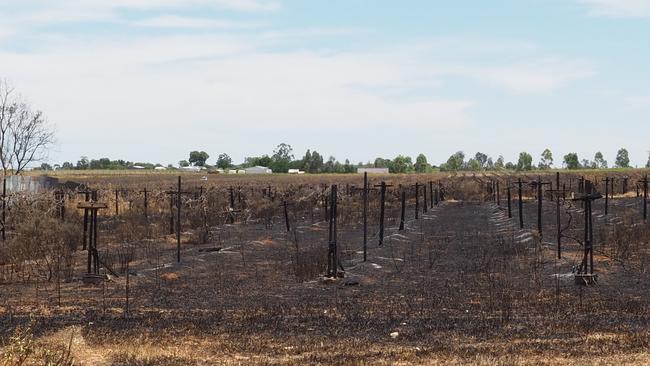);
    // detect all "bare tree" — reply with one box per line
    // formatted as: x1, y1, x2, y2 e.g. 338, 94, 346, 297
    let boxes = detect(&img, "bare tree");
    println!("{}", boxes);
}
0, 79, 55, 177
